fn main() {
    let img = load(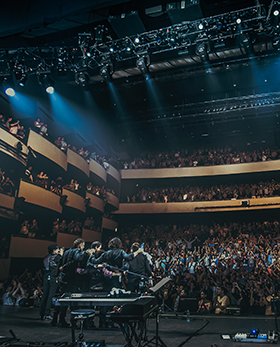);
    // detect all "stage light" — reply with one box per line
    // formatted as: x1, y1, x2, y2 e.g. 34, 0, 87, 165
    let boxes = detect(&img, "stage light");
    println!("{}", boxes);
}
3, 78, 15, 96
274, 9, 279, 16
198, 23, 204, 30
135, 37, 140, 44
109, 47, 114, 53
136, 55, 150, 75
240, 33, 252, 54
38, 75, 55, 94
236, 18, 242, 24
195, 42, 209, 62
75, 71, 90, 89
5, 87, 15, 96
100, 65, 113, 82
18, 75, 28, 87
